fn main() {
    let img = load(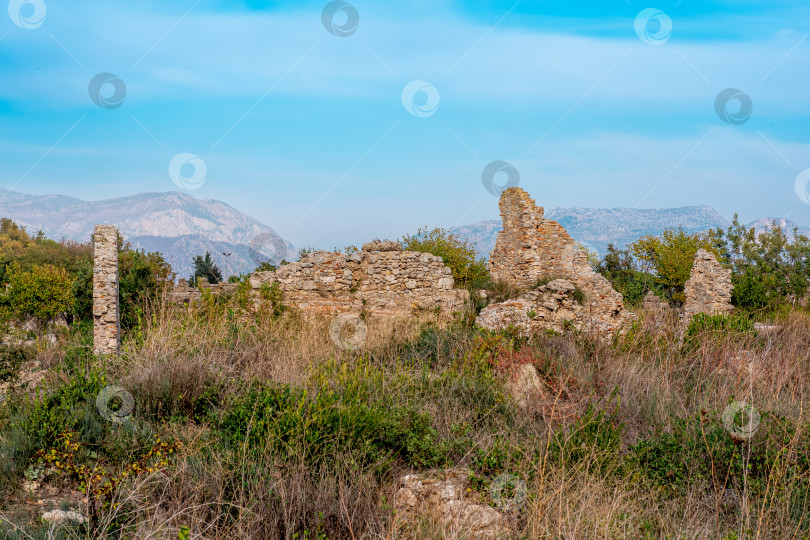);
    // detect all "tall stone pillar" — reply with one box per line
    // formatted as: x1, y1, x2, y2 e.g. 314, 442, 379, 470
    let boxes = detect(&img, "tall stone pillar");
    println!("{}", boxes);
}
93, 225, 120, 356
